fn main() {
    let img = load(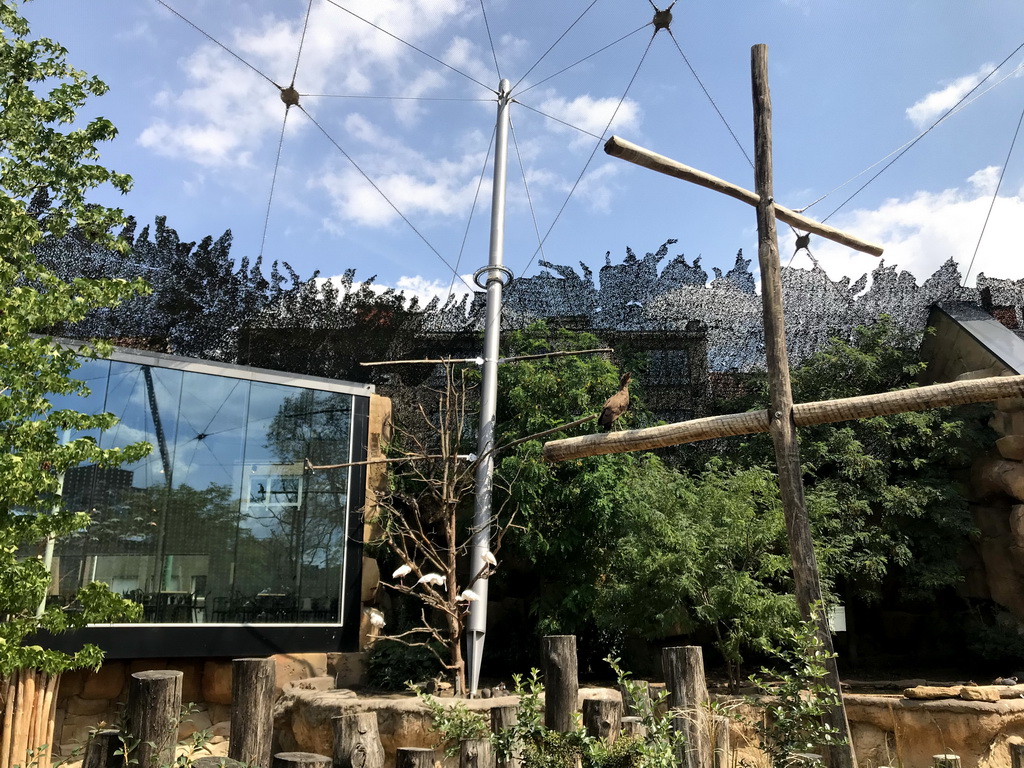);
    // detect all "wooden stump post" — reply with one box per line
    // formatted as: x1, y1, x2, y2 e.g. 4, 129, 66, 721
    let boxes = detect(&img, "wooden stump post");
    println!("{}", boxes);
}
396, 747, 436, 768
933, 756, 962, 768
662, 646, 711, 768
230, 657, 276, 768
274, 753, 332, 768
491, 706, 521, 768
124, 670, 183, 768
619, 680, 651, 717
583, 699, 622, 743
712, 715, 731, 768
0, 669, 60, 768
82, 728, 122, 768
460, 739, 494, 768
332, 713, 385, 768
541, 635, 578, 732
621, 717, 647, 739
